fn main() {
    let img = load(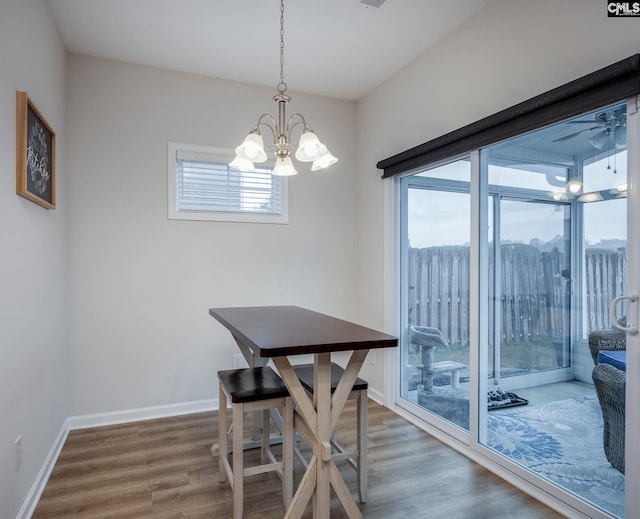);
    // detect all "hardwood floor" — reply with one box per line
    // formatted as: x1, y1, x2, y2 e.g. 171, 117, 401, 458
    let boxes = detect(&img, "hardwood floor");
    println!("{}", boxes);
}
33, 400, 562, 519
